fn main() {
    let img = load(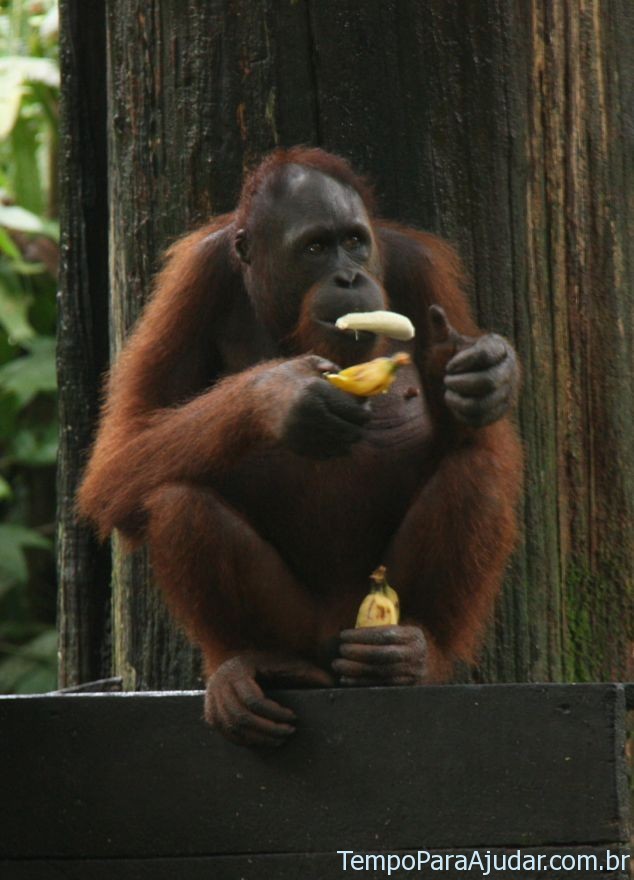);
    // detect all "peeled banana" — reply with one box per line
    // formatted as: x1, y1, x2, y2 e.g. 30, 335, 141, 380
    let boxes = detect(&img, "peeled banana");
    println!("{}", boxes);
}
336, 310, 415, 341
325, 352, 411, 397
355, 566, 400, 627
